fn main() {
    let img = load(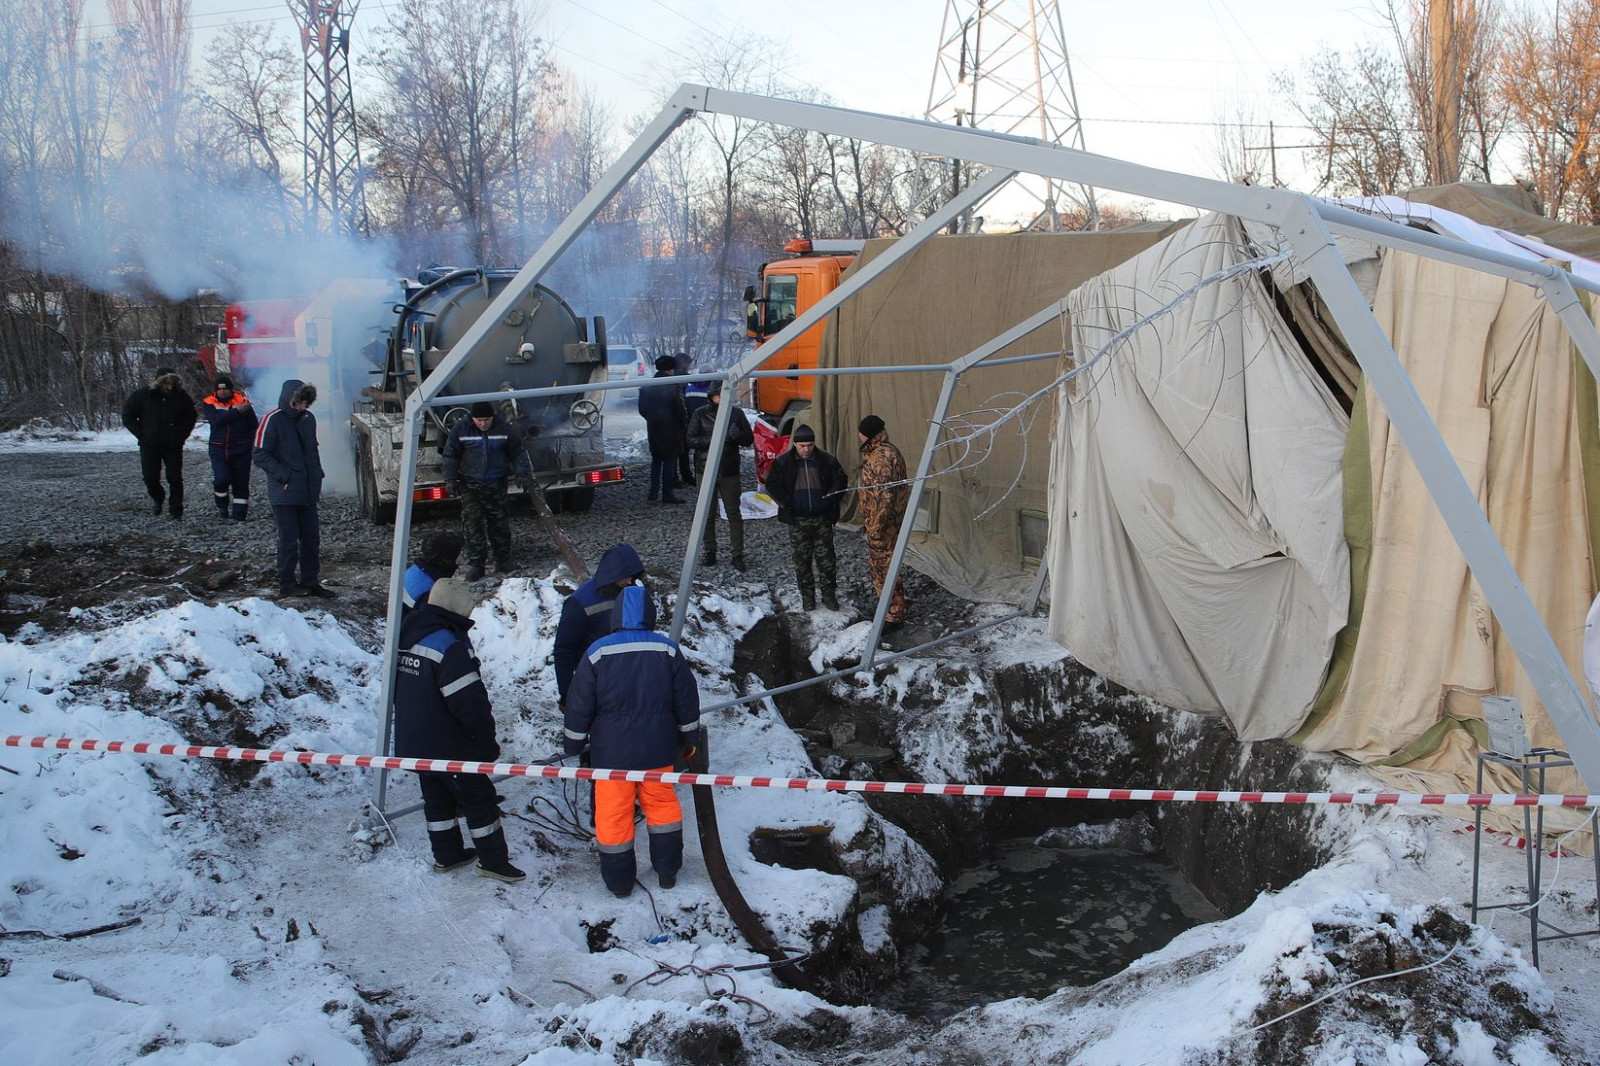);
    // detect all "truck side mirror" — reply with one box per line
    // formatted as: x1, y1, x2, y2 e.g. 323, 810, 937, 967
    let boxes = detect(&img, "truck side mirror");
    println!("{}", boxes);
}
743, 285, 758, 303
